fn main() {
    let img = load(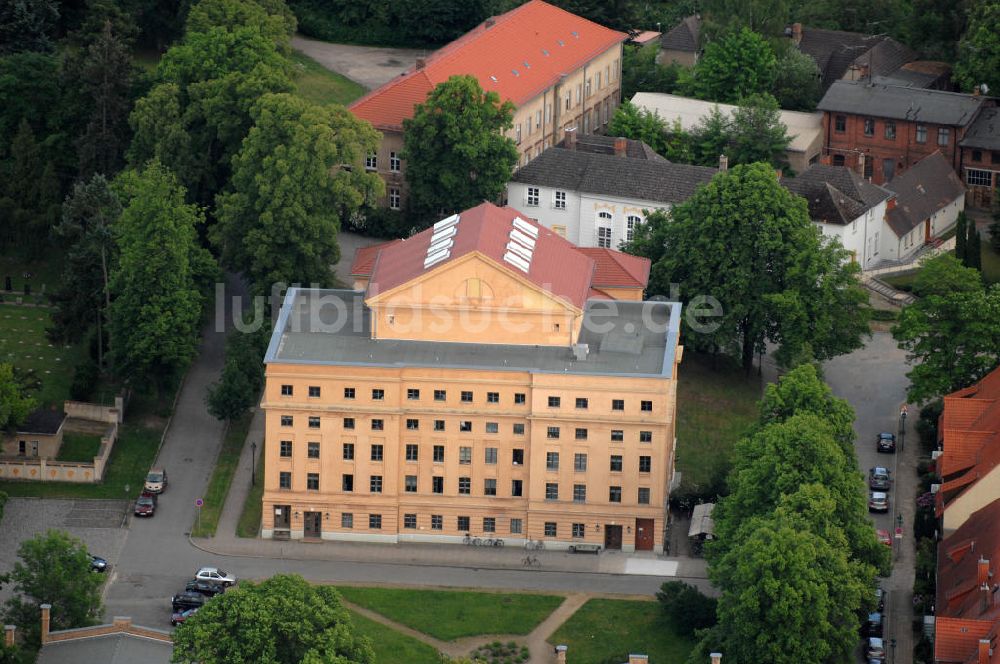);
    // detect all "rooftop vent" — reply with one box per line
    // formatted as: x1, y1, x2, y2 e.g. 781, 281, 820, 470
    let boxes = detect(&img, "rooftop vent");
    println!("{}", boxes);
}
425, 214, 459, 268
502, 216, 538, 273
512, 69, 519, 77
570, 30, 579, 38
557, 39, 565, 46
541, 48, 550, 56
523, 61, 531, 68
489, 75, 498, 82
